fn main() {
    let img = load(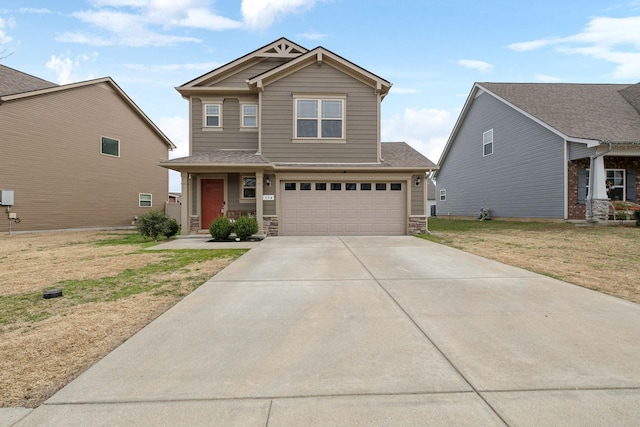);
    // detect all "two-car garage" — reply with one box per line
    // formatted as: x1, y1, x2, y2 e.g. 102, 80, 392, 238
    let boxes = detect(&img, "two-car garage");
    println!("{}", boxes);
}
279, 181, 406, 236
